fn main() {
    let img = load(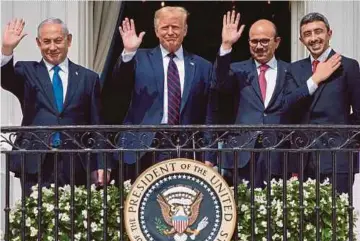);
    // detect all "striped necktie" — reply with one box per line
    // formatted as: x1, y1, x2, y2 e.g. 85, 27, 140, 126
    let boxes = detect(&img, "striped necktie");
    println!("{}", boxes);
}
167, 53, 181, 125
